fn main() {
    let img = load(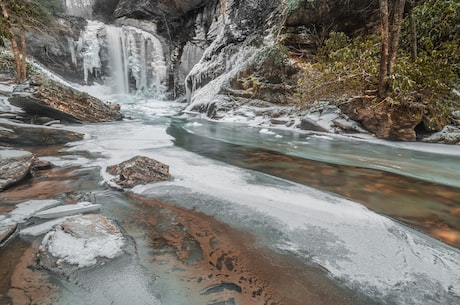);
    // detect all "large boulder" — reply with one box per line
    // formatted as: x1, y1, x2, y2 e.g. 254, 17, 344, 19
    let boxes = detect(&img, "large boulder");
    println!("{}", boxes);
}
10, 76, 122, 123
340, 96, 425, 141
0, 119, 84, 146
107, 156, 171, 188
